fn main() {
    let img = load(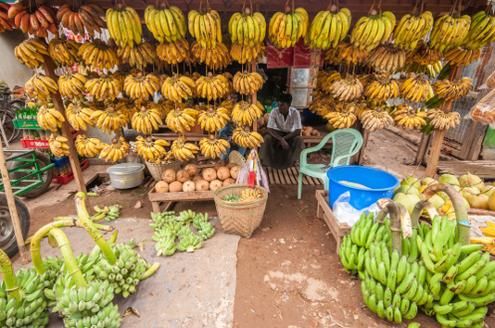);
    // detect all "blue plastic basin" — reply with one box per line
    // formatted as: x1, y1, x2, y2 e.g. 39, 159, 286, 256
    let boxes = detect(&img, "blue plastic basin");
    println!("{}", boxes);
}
327, 165, 399, 210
